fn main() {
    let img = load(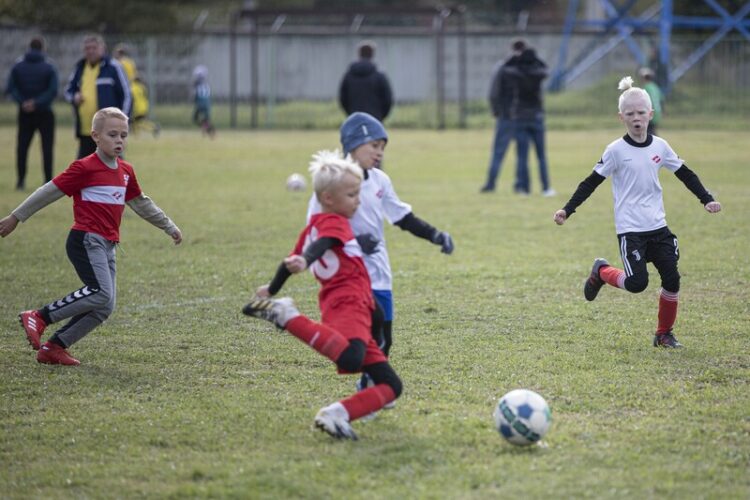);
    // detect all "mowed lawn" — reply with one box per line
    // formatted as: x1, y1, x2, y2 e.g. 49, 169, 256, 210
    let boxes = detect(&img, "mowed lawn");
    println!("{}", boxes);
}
0, 125, 747, 499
